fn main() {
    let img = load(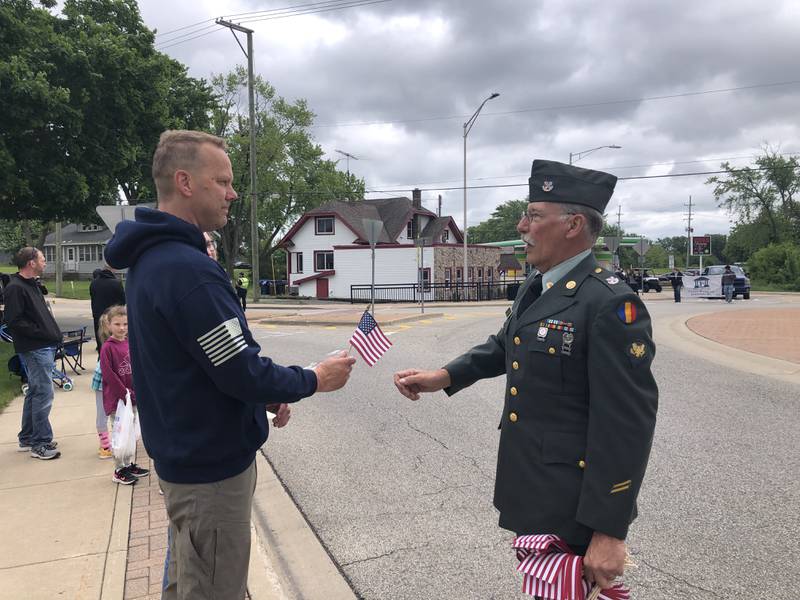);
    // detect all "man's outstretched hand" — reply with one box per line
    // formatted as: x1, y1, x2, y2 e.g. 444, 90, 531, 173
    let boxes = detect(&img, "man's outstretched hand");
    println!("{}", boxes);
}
583, 531, 627, 589
313, 351, 356, 393
393, 368, 451, 400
